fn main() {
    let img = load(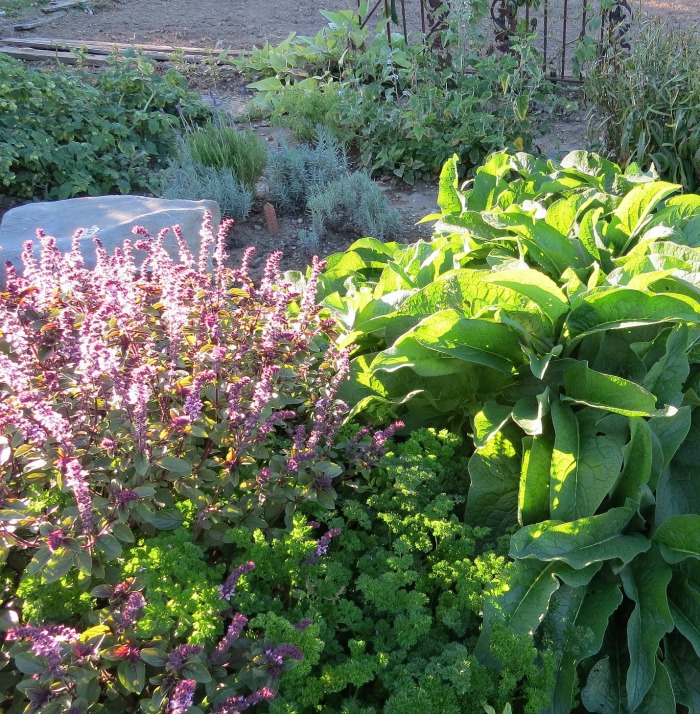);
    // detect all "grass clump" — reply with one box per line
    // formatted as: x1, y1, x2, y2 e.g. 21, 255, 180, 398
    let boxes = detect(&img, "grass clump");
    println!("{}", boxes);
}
266, 127, 348, 213
586, 18, 700, 190
159, 137, 253, 220
185, 118, 267, 189
270, 83, 352, 144
307, 171, 400, 242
